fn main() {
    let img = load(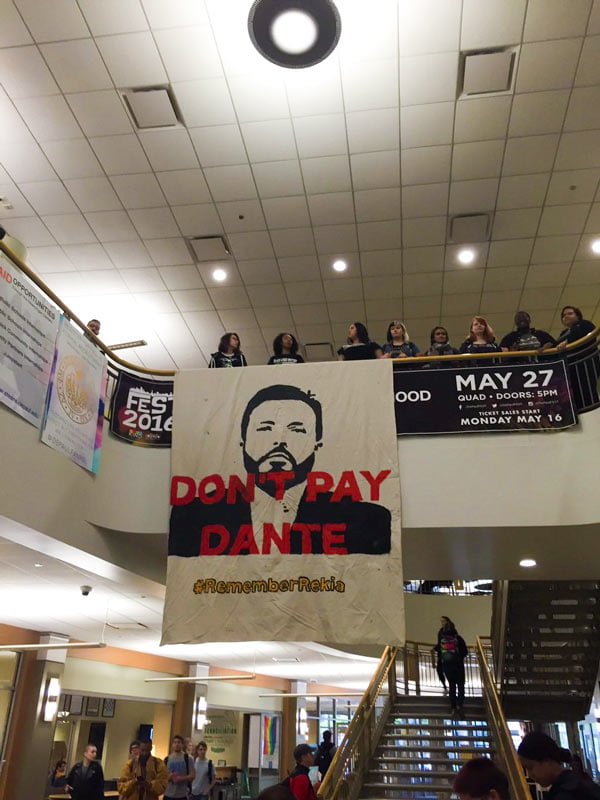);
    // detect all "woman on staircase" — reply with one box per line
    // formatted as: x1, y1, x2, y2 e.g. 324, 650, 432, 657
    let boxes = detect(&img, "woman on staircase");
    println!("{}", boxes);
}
435, 616, 468, 717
